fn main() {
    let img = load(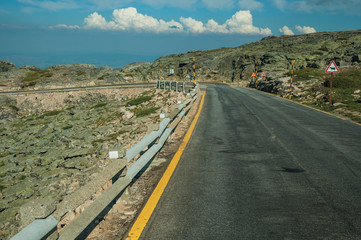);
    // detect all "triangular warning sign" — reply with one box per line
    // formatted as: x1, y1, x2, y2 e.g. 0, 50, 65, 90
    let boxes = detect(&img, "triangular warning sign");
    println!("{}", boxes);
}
251, 72, 257, 78
260, 71, 266, 77
325, 60, 340, 73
